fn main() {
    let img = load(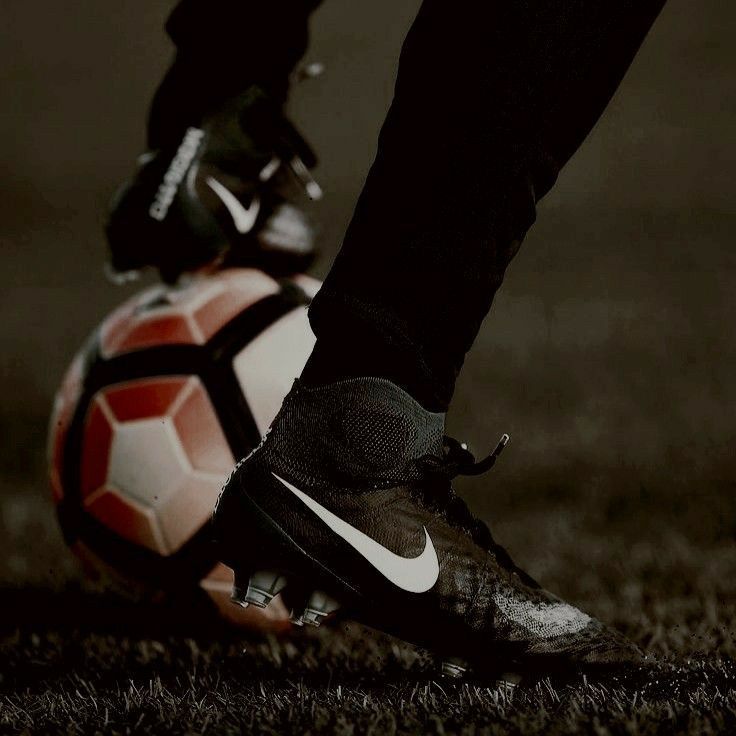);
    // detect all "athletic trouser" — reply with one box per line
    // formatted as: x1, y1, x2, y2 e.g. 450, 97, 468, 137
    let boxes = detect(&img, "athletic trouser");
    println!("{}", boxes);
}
152, 0, 667, 411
